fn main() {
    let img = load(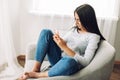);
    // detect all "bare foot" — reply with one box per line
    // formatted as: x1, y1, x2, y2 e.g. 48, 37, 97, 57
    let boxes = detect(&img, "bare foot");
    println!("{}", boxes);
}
28, 71, 48, 78
19, 72, 29, 80
28, 72, 39, 78
19, 71, 48, 80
